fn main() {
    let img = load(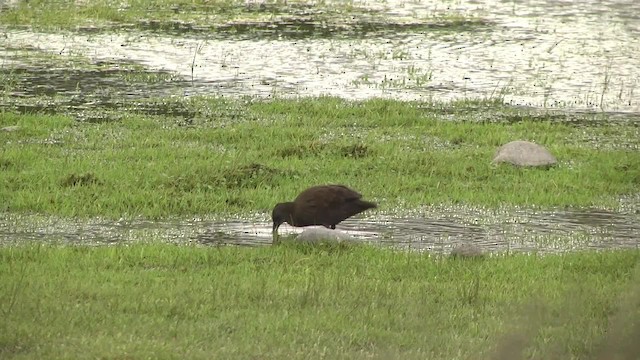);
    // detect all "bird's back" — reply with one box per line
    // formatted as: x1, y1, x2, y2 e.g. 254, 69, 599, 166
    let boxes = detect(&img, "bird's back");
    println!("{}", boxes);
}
293, 185, 375, 226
